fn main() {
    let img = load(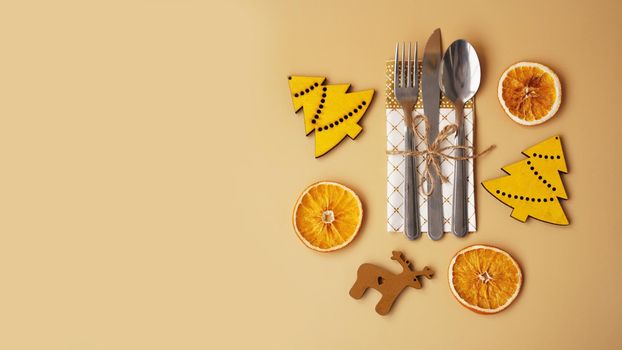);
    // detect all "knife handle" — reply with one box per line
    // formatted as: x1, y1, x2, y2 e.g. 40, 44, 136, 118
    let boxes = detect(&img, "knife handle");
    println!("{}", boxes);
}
403, 109, 421, 240
452, 103, 469, 237
426, 156, 444, 240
